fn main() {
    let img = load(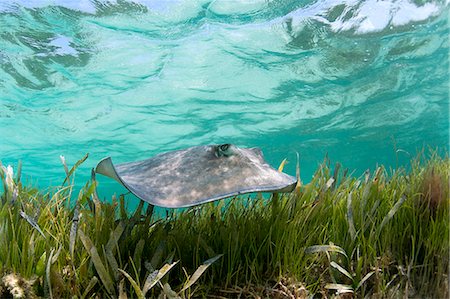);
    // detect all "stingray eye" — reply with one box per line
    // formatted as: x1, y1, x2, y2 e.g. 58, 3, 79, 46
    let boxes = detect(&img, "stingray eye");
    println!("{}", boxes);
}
219, 144, 229, 151
216, 144, 233, 157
